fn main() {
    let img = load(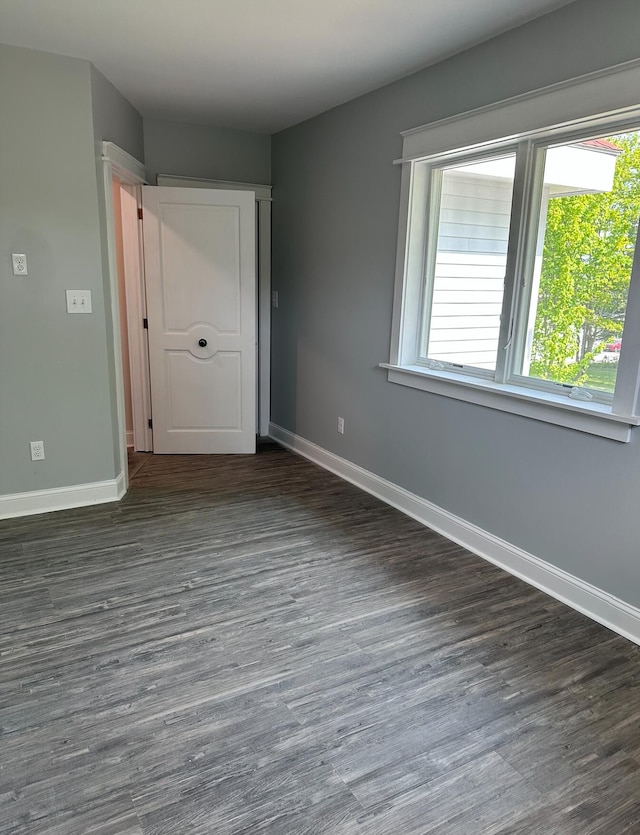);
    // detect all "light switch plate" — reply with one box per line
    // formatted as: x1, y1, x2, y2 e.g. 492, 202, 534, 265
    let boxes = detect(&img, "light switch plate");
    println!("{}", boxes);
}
66, 290, 92, 313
